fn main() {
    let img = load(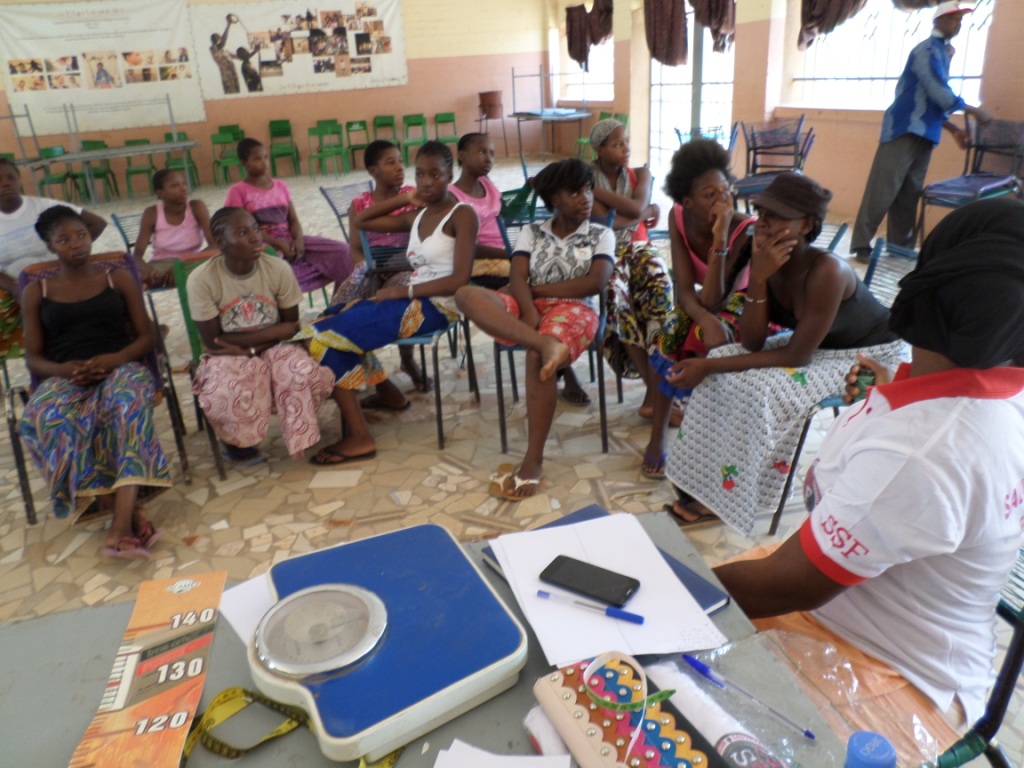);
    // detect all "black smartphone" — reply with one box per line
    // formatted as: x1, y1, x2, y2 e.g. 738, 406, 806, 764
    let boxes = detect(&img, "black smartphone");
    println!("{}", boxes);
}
539, 555, 640, 607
